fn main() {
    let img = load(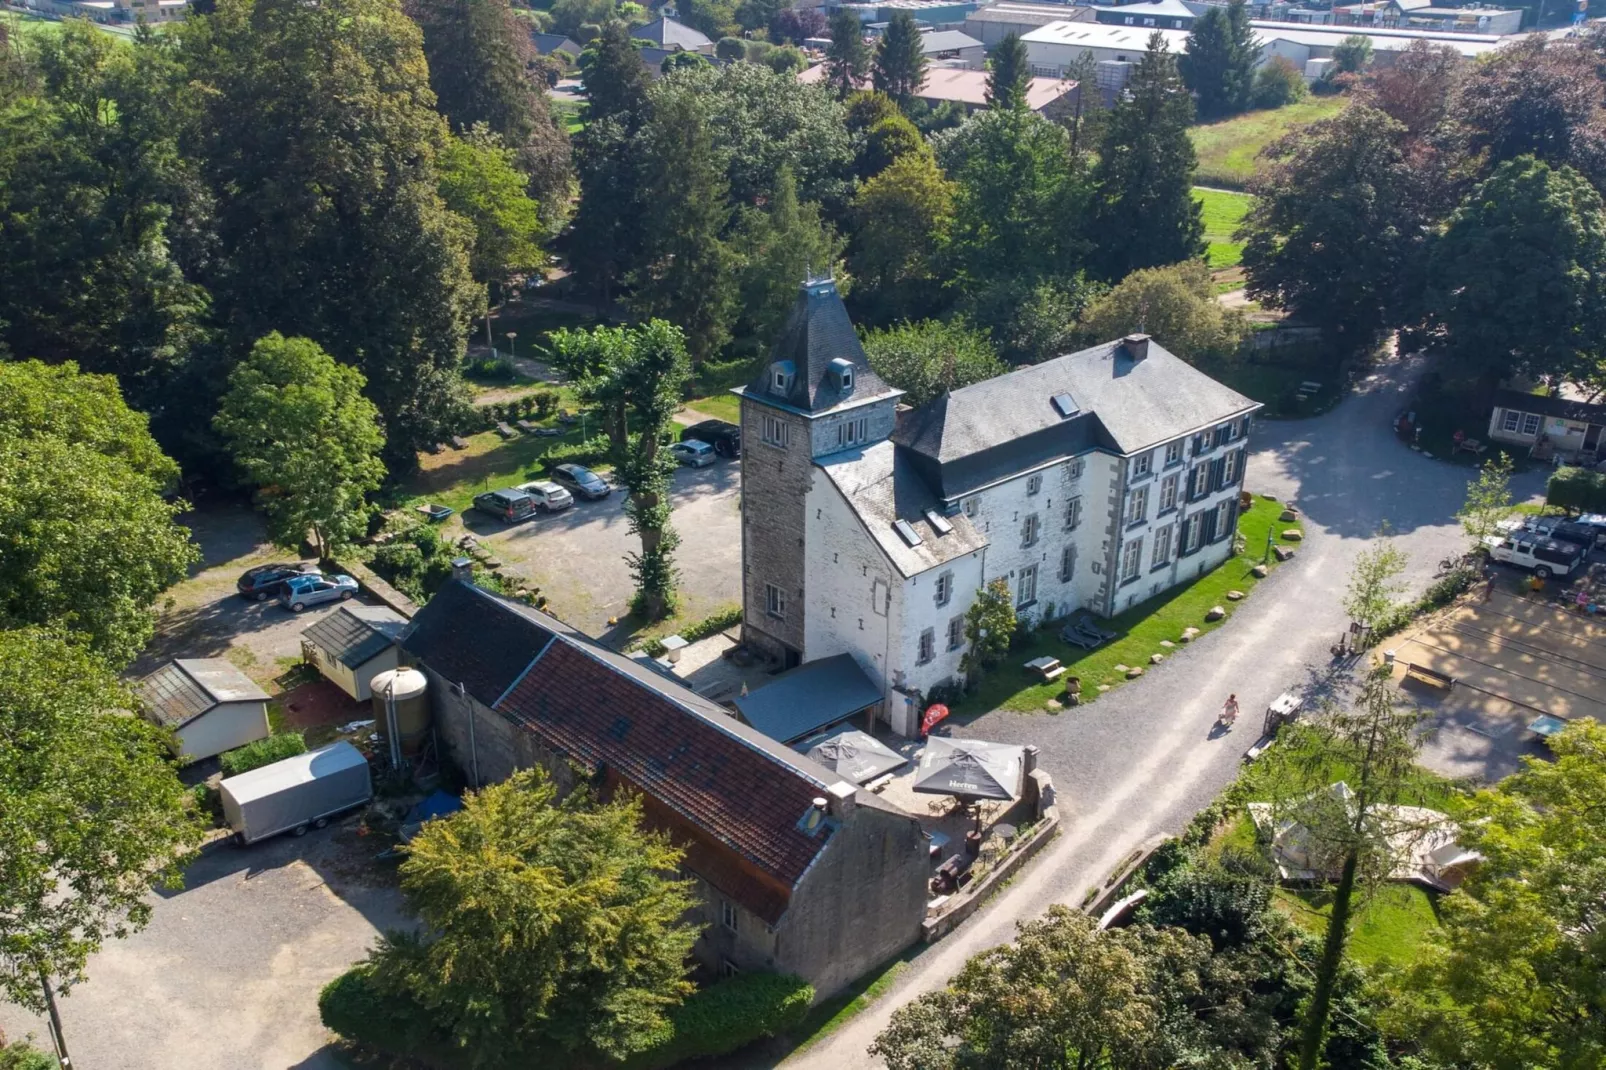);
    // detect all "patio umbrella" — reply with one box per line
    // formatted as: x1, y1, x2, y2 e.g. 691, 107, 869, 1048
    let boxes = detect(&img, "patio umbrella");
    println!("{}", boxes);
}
801, 728, 907, 785
912, 737, 1024, 802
